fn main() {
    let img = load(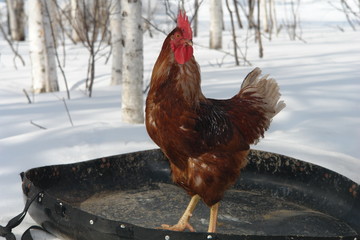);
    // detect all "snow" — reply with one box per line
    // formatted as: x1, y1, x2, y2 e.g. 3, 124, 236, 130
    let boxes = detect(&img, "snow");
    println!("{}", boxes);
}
1, 1, 360, 239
